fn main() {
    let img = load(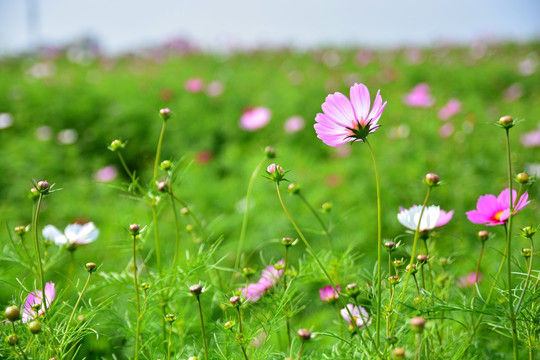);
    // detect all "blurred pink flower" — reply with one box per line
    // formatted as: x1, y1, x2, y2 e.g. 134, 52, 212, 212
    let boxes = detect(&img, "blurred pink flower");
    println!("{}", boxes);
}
195, 150, 214, 164
403, 83, 434, 108
22, 282, 55, 323
94, 165, 118, 182
521, 129, 540, 148
466, 189, 530, 226
319, 285, 340, 303
340, 304, 371, 328
503, 83, 523, 102
518, 57, 537, 76
438, 99, 461, 120
284, 115, 305, 133
314, 83, 387, 147
438, 123, 455, 138
355, 50, 373, 66
240, 260, 284, 302
397, 205, 453, 232
184, 78, 204, 93
206, 80, 224, 97
239, 107, 272, 131
457, 272, 482, 288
